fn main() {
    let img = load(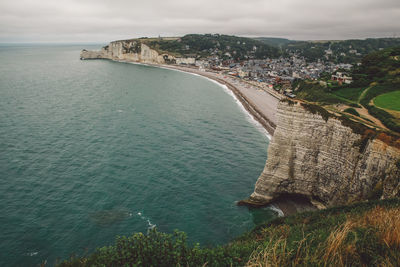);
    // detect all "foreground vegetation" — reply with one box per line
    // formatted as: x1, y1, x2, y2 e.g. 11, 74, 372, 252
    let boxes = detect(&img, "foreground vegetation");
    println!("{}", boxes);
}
58, 199, 400, 266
